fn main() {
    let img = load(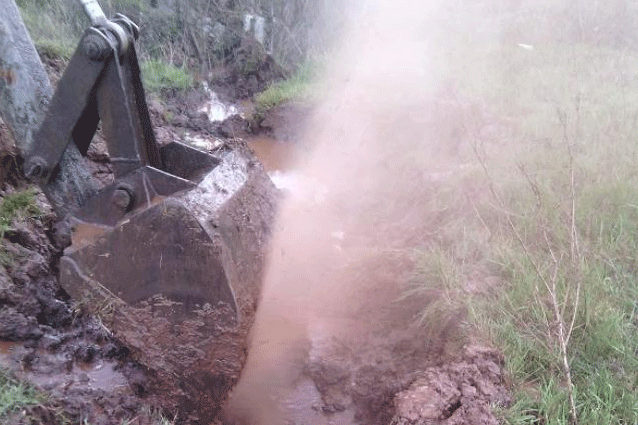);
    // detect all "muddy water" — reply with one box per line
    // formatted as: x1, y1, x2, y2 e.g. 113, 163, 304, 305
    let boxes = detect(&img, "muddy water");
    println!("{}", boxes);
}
29, 360, 129, 393
282, 379, 355, 425
247, 135, 299, 172
245, 134, 309, 197
0, 340, 22, 355
0, 343, 129, 394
